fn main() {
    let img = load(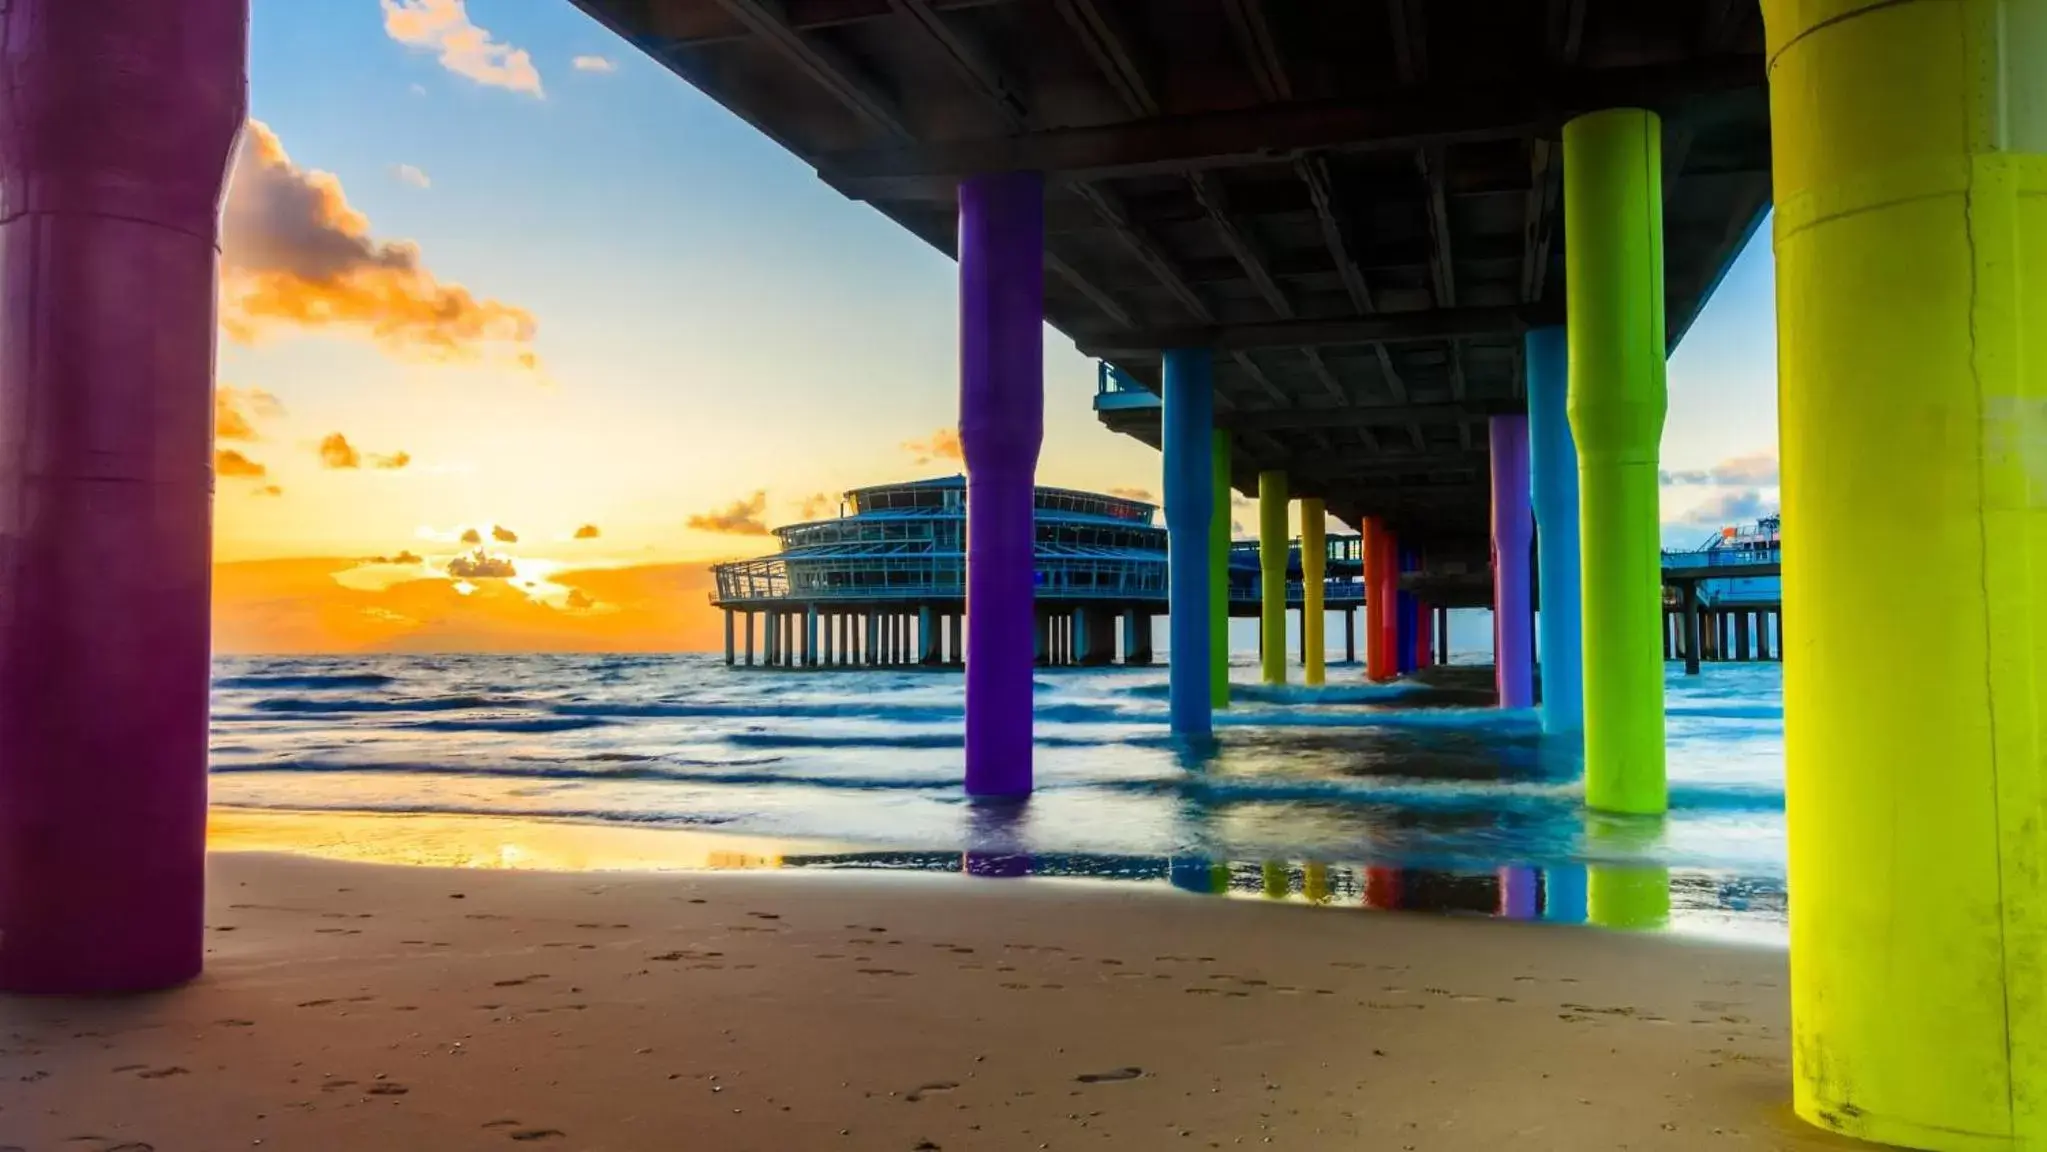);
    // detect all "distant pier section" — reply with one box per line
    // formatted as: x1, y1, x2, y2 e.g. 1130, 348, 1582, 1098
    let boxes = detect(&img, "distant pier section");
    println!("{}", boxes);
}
1661, 517, 1782, 673
710, 477, 1371, 669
